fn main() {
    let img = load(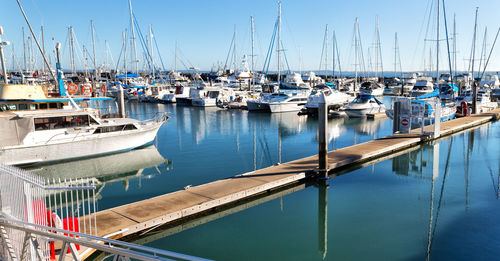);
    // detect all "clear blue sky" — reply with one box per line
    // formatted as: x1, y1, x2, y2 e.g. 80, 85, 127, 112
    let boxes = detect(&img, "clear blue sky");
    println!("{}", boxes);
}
2, 0, 500, 73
